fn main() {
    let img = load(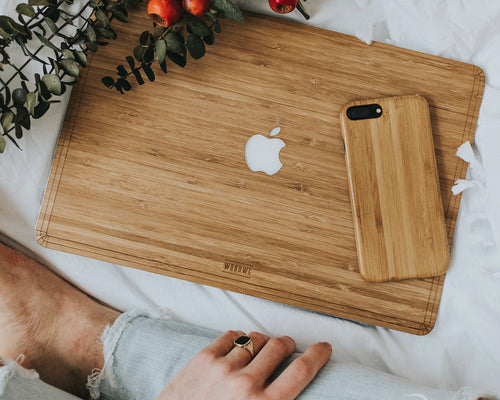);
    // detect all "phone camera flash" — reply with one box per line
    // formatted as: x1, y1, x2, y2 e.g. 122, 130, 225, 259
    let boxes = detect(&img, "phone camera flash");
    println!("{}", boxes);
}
376, 108, 382, 113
